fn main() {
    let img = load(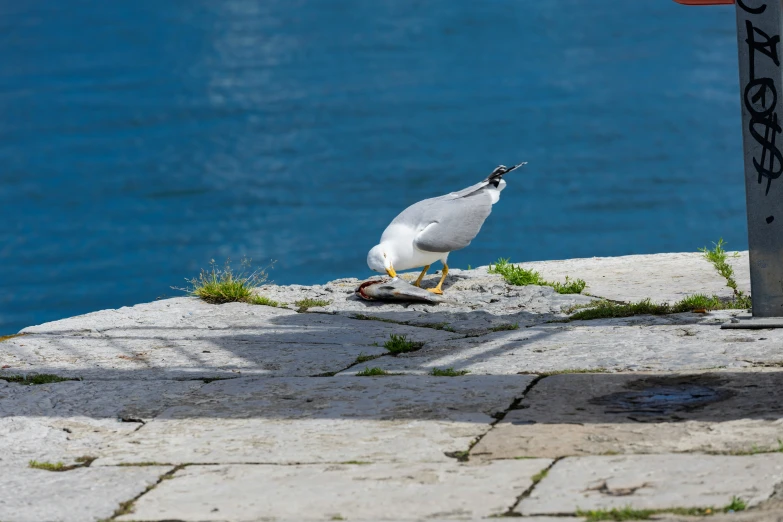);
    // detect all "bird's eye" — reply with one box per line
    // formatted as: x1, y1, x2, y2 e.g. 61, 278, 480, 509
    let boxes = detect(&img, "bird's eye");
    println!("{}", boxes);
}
383, 253, 386, 258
